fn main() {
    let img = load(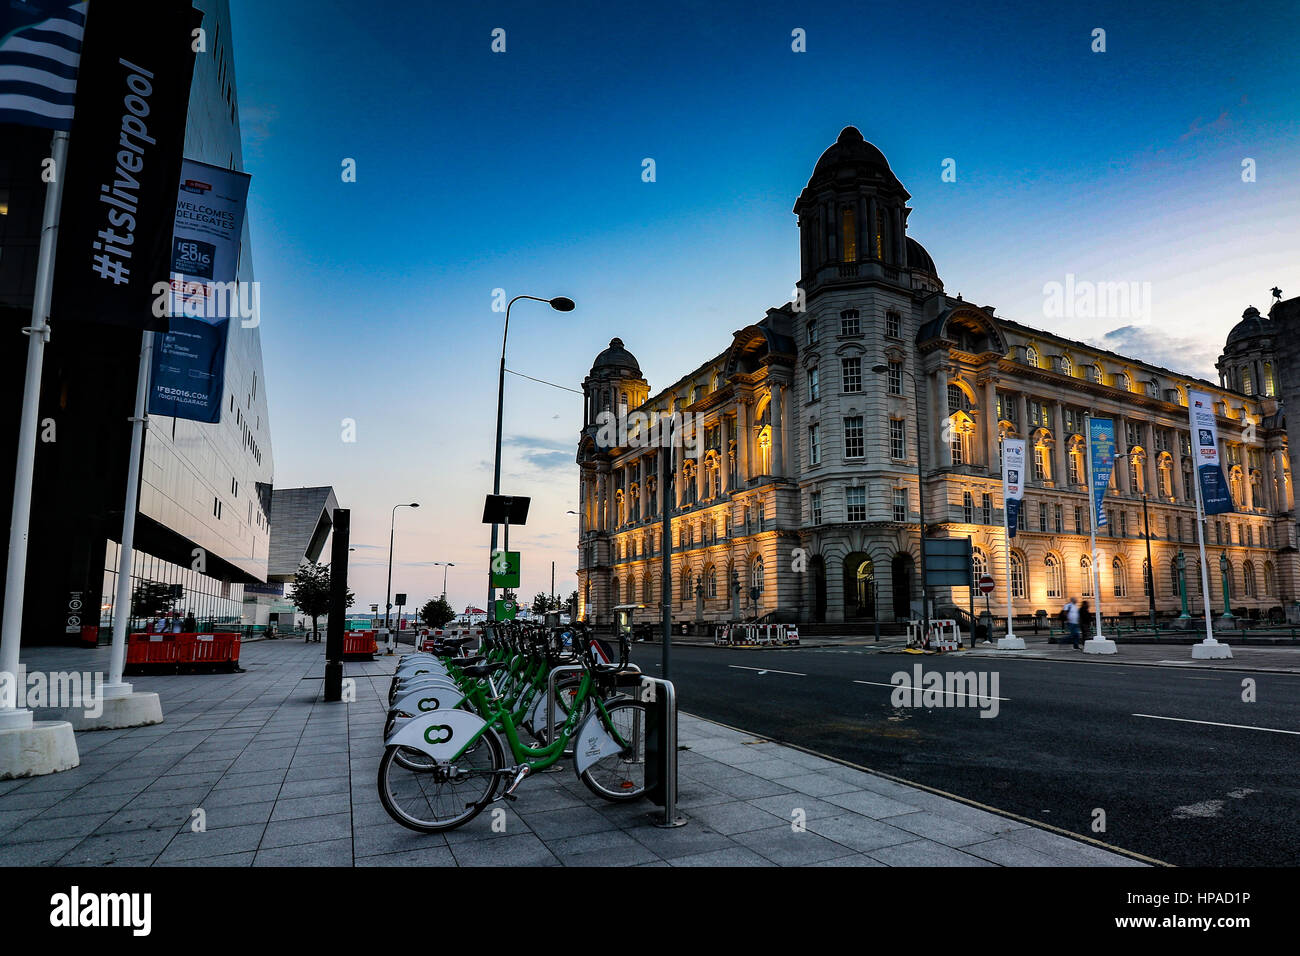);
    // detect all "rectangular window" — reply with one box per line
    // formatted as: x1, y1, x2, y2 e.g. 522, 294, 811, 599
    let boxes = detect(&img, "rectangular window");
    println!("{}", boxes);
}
1033, 448, 1046, 483
842, 357, 862, 393
808, 367, 820, 402
962, 491, 974, 523
1054, 504, 1063, 533
888, 361, 903, 395
1039, 501, 1048, 532
807, 320, 819, 346
889, 419, 905, 460
1120, 511, 1128, 537
1074, 505, 1083, 534
847, 486, 867, 522
885, 311, 901, 338
951, 430, 964, 465
810, 491, 822, 525
1068, 453, 1080, 485
844, 416, 865, 459
892, 487, 907, 523
840, 310, 861, 336
808, 424, 821, 465
982, 493, 993, 525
